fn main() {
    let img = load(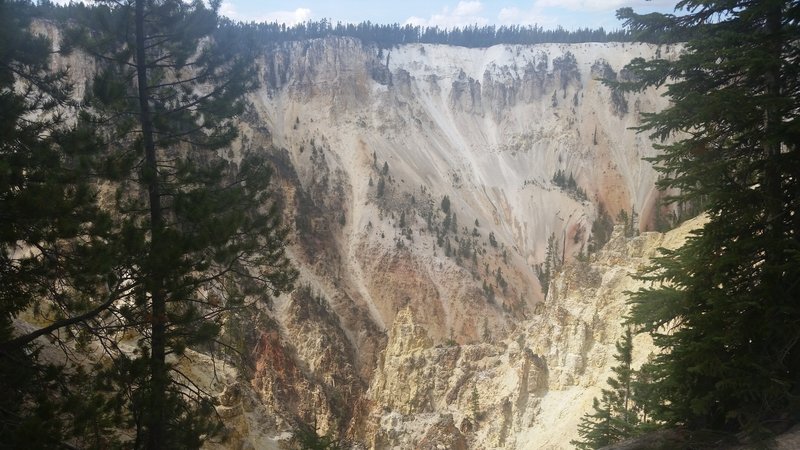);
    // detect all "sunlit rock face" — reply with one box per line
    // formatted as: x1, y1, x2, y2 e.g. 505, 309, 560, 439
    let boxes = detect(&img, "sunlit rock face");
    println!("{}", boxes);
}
38, 23, 685, 447
219, 37, 683, 448
243, 37, 674, 340
362, 218, 701, 449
